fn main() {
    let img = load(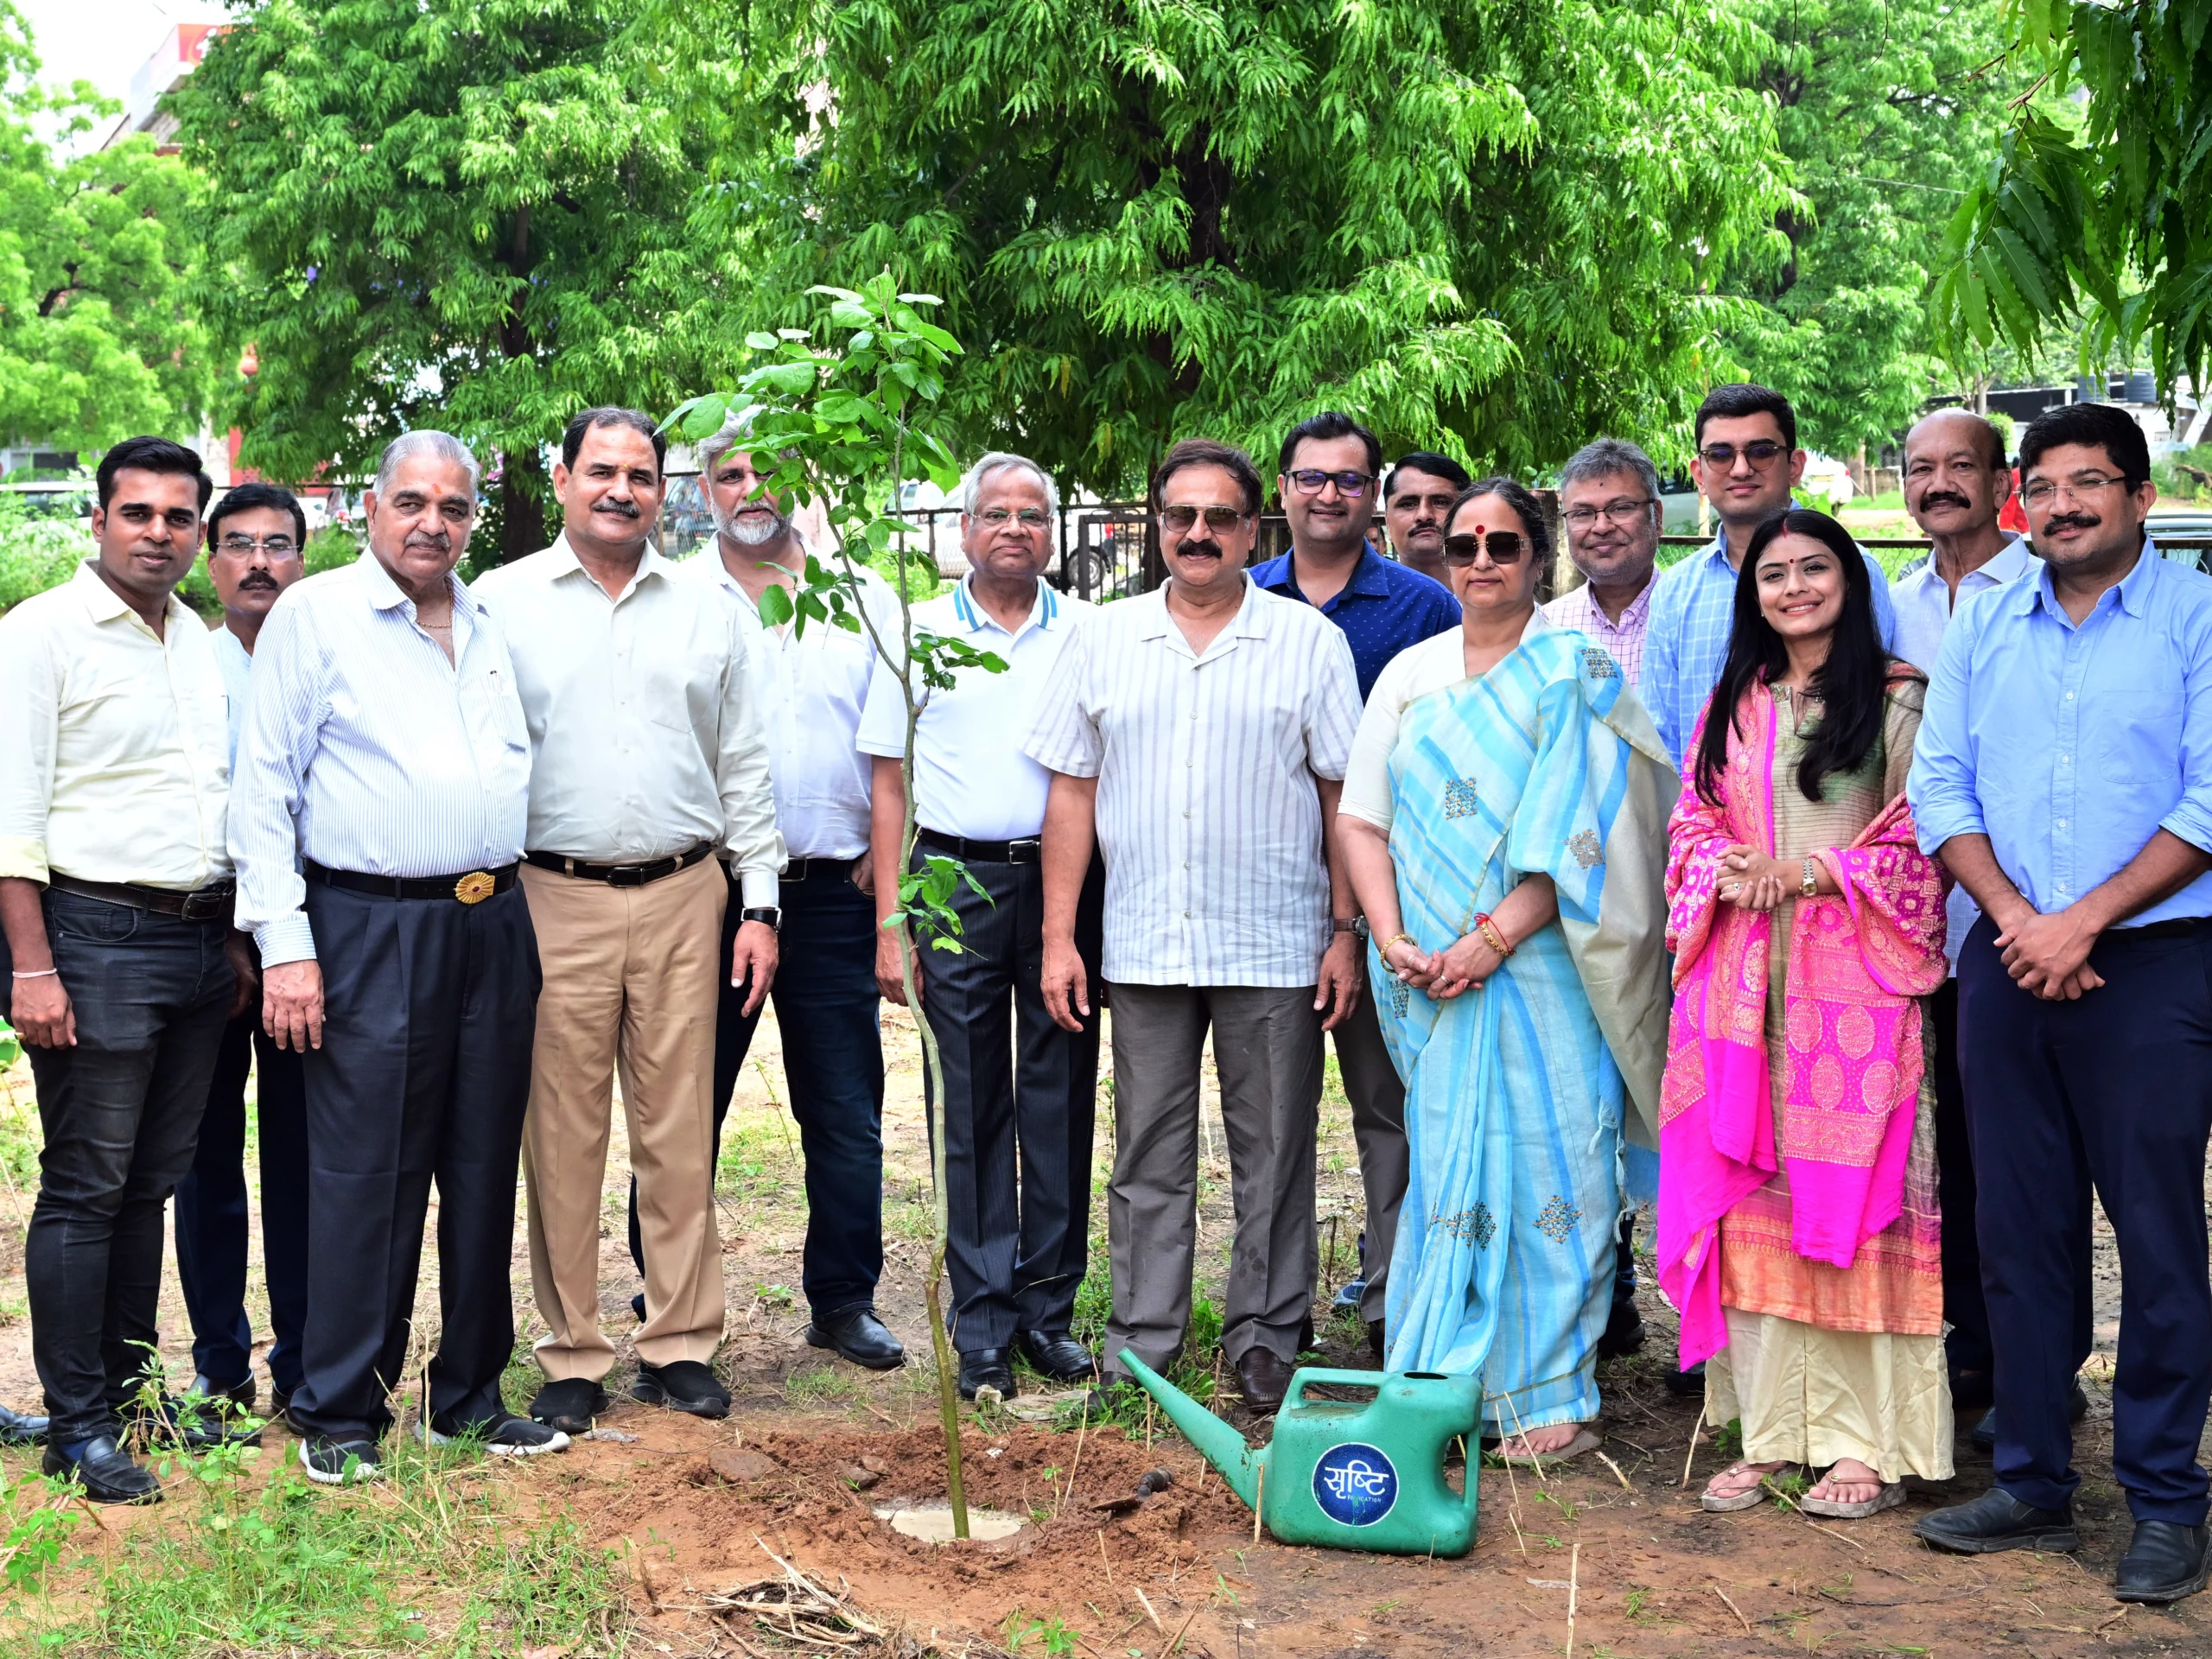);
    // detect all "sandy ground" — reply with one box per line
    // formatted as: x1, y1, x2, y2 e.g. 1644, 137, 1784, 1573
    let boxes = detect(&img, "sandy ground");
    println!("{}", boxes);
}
0, 1002, 2203, 1656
